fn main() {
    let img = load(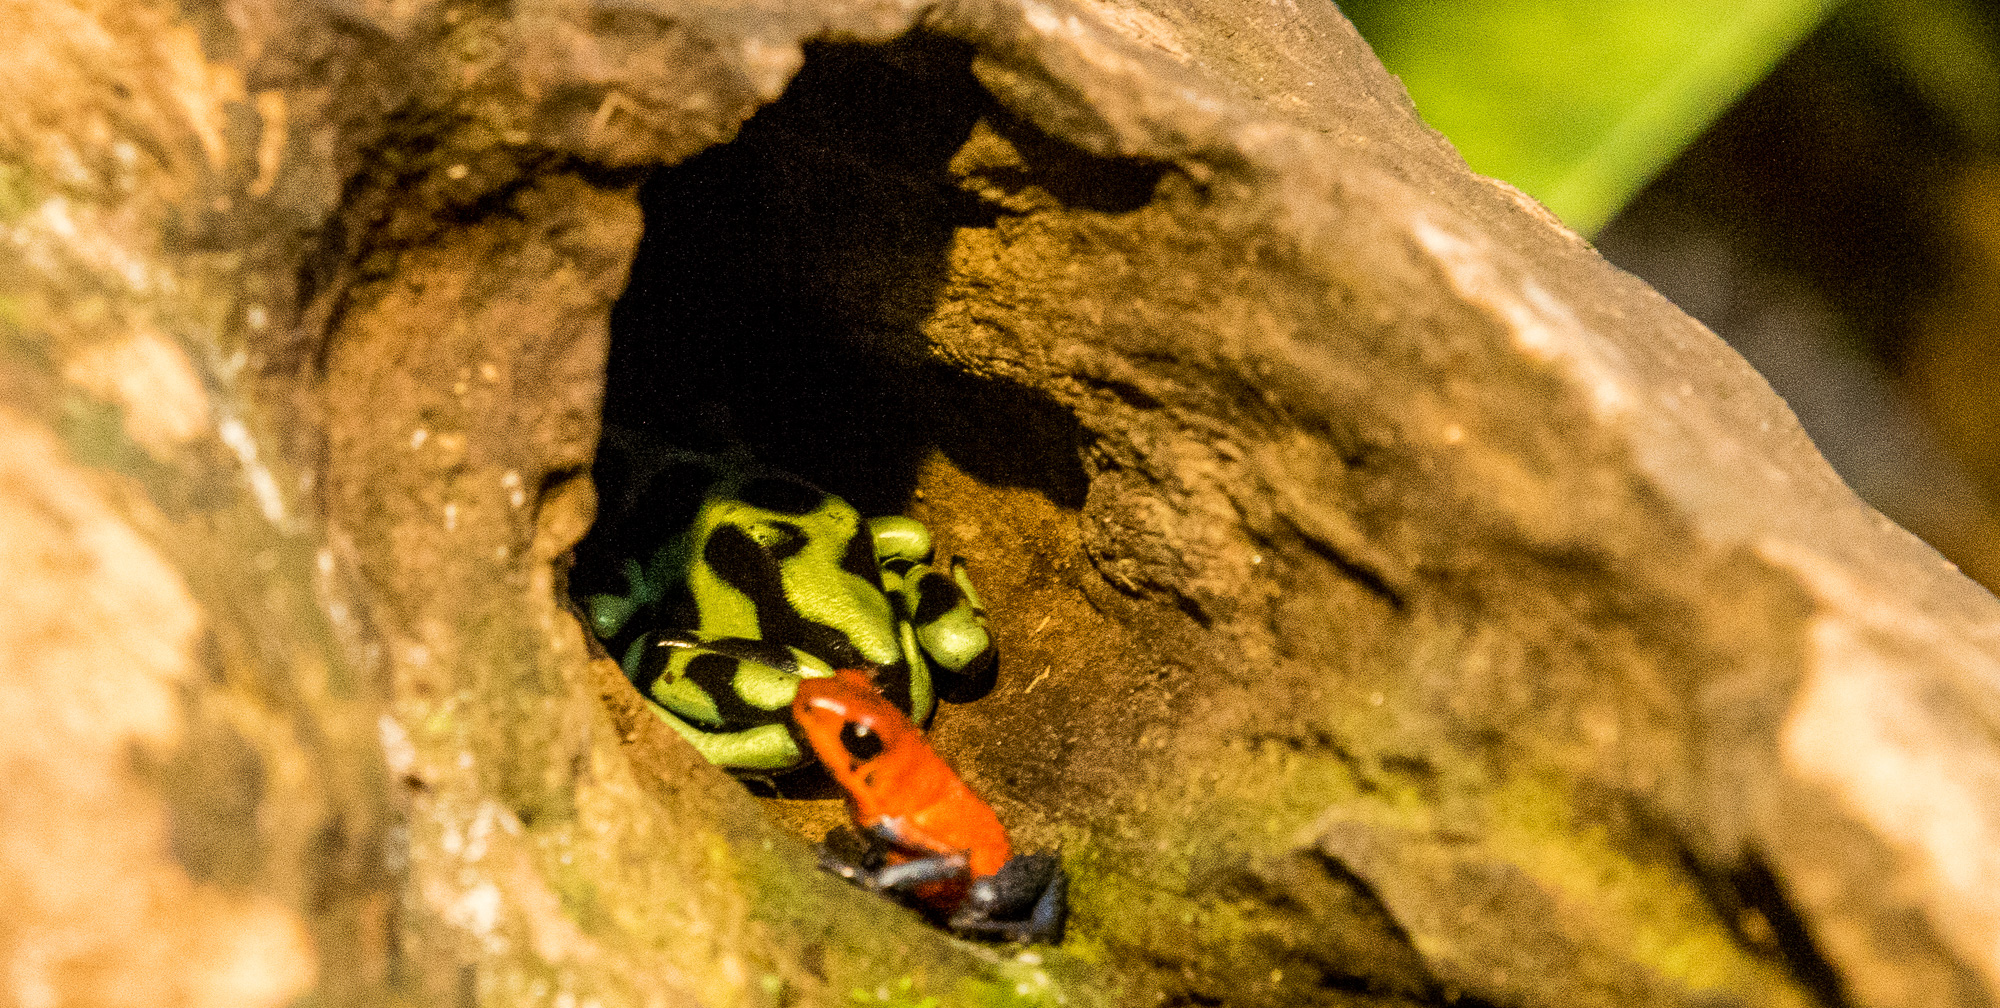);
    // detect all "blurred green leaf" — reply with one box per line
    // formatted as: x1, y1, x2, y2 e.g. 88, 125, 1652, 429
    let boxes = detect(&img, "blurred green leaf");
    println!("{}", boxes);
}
1340, 0, 1844, 234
